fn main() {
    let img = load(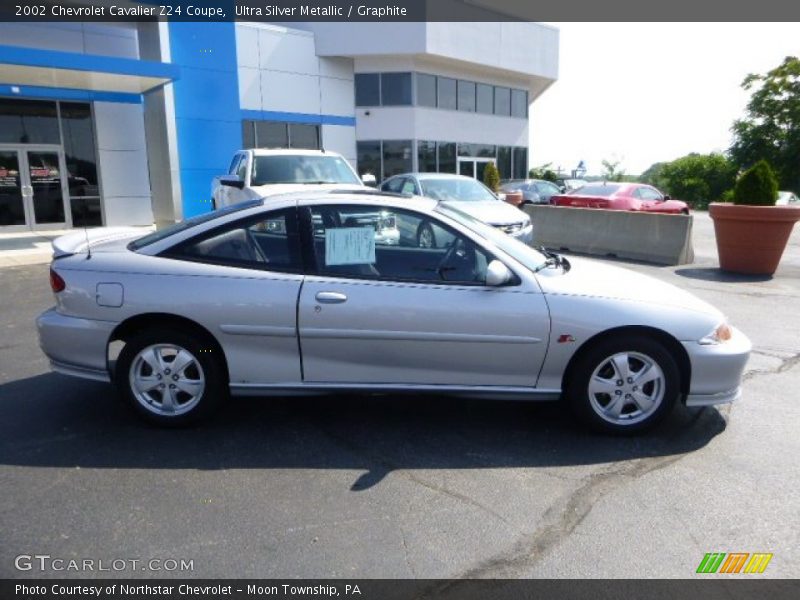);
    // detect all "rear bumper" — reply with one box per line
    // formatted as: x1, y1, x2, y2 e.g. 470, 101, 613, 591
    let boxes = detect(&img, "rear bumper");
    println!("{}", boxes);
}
682, 325, 751, 407
36, 308, 115, 382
